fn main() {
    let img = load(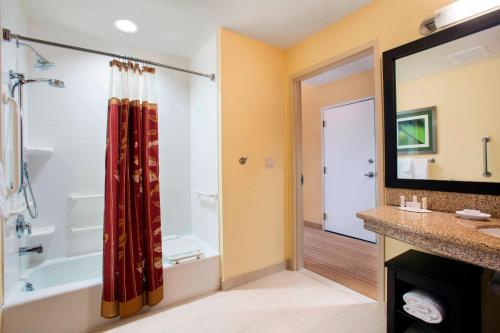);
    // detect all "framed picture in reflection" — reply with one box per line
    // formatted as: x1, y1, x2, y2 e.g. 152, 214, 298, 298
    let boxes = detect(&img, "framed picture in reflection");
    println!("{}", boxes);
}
397, 106, 437, 155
